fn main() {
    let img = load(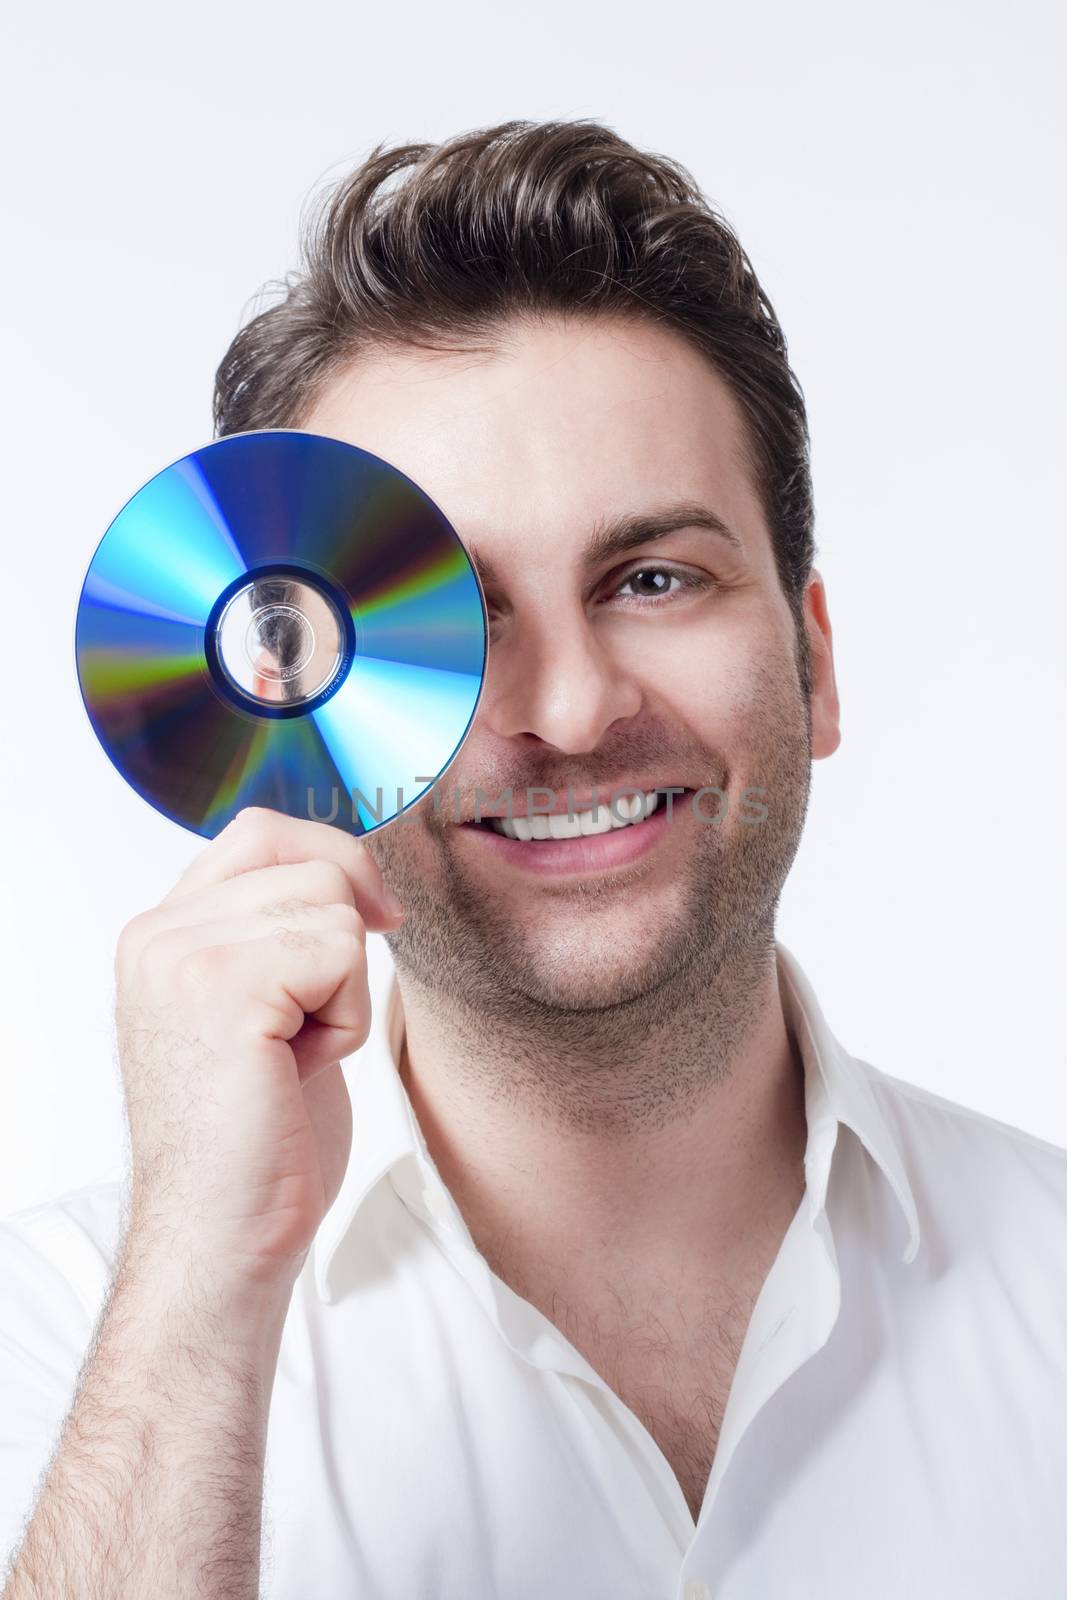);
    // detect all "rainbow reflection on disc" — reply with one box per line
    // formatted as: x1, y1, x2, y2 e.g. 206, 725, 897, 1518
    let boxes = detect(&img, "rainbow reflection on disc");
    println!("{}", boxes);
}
74, 430, 488, 838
